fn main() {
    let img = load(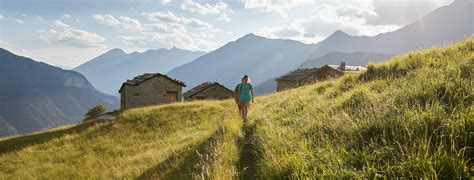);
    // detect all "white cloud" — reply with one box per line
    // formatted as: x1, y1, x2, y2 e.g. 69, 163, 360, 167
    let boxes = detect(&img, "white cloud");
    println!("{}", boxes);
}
143, 11, 213, 29
92, 14, 177, 33
0, 39, 107, 67
91, 14, 121, 26
367, 0, 453, 25
0, 15, 4, 20
158, 0, 171, 4
40, 21, 106, 48
62, 14, 72, 19
256, 26, 325, 44
144, 23, 182, 34
20, 47, 108, 67
256, 2, 401, 43
244, 0, 313, 16
119, 31, 219, 51
13, 18, 24, 24
119, 36, 148, 45
122, 29, 221, 51
118, 16, 145, 31
181, 0, 232, 22
309, 4, 399, 36
91, 13, 222, 51
33, 15, 44, 21
54, 20, 70, 28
